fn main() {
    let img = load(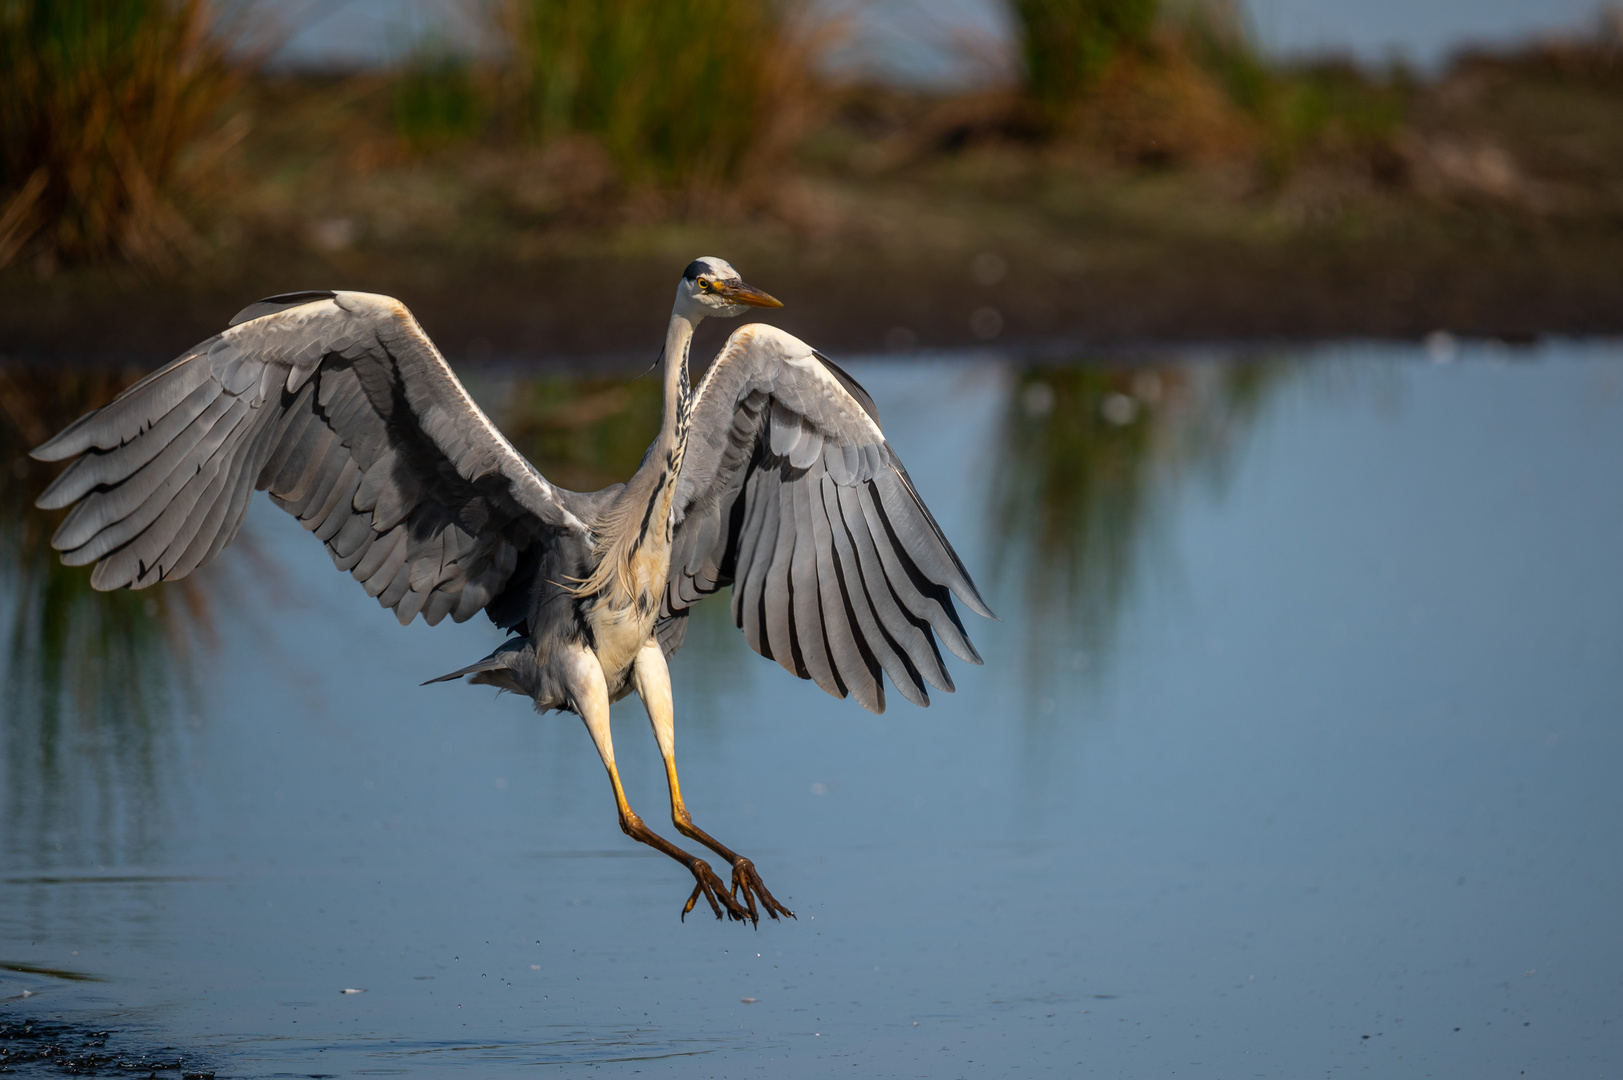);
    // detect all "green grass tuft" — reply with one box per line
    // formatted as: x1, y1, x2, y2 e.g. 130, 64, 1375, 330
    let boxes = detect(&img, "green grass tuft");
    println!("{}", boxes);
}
392, 42, 486, 152
1011, 0, 1160, 118
499, 0, 798, 184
